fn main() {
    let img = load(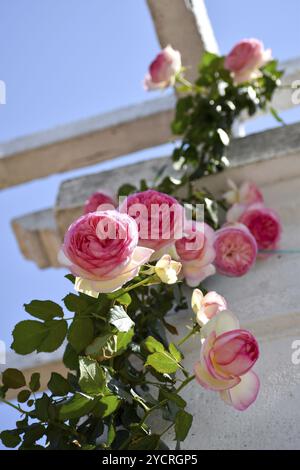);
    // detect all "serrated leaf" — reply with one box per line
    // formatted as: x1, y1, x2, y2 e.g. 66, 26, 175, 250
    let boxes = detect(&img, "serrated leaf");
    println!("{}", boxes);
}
24, 300, 63, 321
63, 293, 91, 313
0, 430, 21, 448
175, 409, 193, 442
96, 394, 120, 418
37, 320, 68, 353
109, 306, 134, 332
86, 329, 134, 361
63, 343, 79, 371
144, 336, 165, 353
68, 318, 94, 353
78, 357, 106, 395
159, 388, 186, 409
169, 343, 182, 362
29, 373, 40, 392
146, 352, 179, 374
59, 393, 95, 420
17, 389, 31, 403
2, 368, 26, 389
48, 372, 72, 396
11, 321, 48, 355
